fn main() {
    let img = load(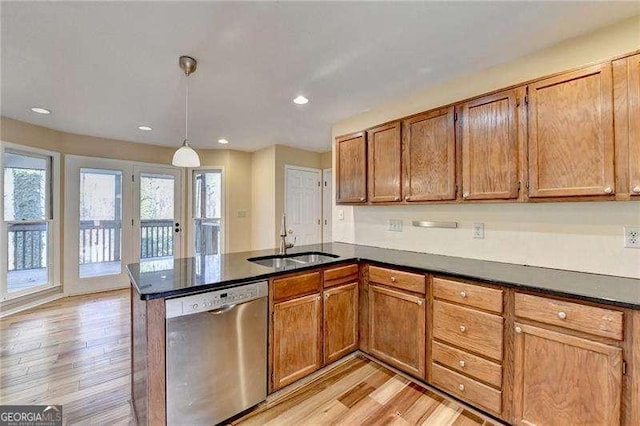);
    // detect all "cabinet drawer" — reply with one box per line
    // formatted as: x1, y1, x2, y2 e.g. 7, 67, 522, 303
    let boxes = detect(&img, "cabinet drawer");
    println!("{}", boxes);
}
515, 293, 623, 340
369, 266, 425, 294
433, 300, 503, 361
273, 271, 322, 302
432, 363, 502, 414
432, 341, 502, 388
324, 264, 359, 288
433, 277, 503, 313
